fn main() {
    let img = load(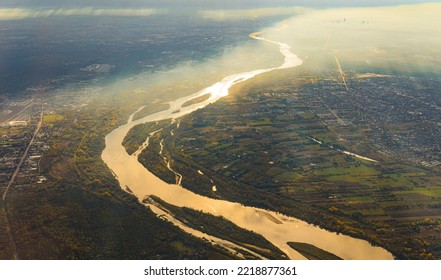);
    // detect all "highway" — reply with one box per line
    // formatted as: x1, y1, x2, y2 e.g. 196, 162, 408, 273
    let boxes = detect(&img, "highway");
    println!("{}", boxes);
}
2, 107, 43, 259
334, 56, 349, 92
